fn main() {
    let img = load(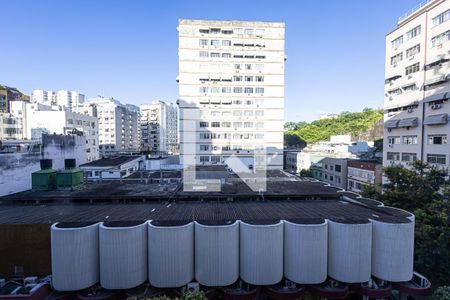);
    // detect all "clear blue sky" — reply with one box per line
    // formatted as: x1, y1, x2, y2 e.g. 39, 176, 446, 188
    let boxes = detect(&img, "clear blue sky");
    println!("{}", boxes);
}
1, 0, 420, 122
